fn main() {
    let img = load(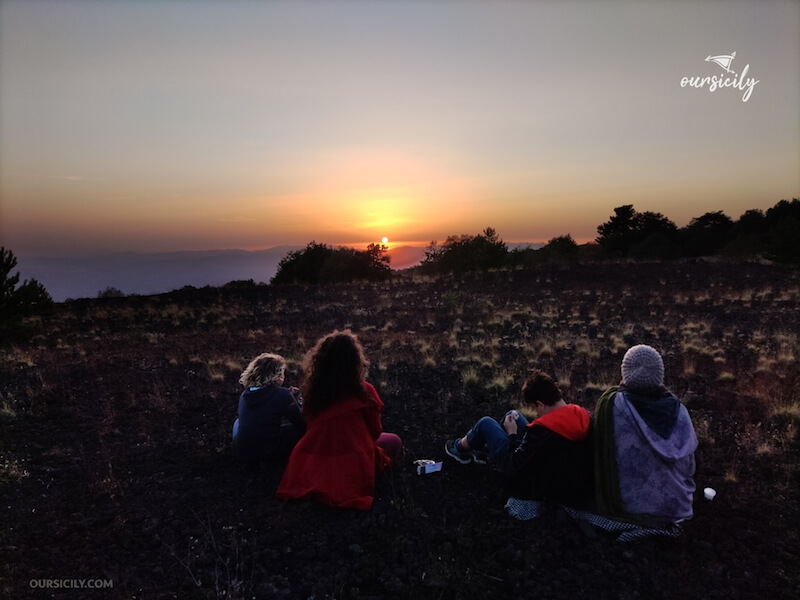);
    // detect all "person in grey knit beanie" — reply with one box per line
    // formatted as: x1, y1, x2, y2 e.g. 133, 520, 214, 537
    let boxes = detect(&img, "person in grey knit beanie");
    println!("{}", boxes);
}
594, 343, 698, 525
621, 344, 664, 389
